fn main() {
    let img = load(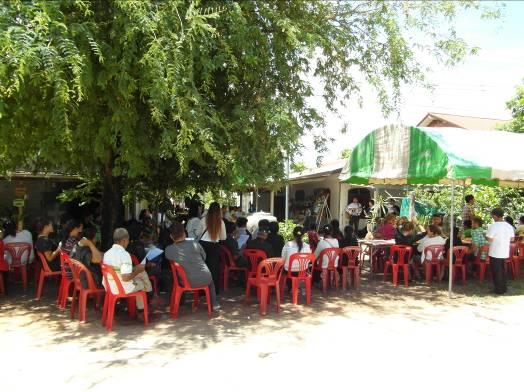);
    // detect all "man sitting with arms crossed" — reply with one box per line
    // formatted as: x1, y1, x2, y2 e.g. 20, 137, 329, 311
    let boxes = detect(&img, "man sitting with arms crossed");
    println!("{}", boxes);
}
164, 223, 220, 311
103, 228, 153, 319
